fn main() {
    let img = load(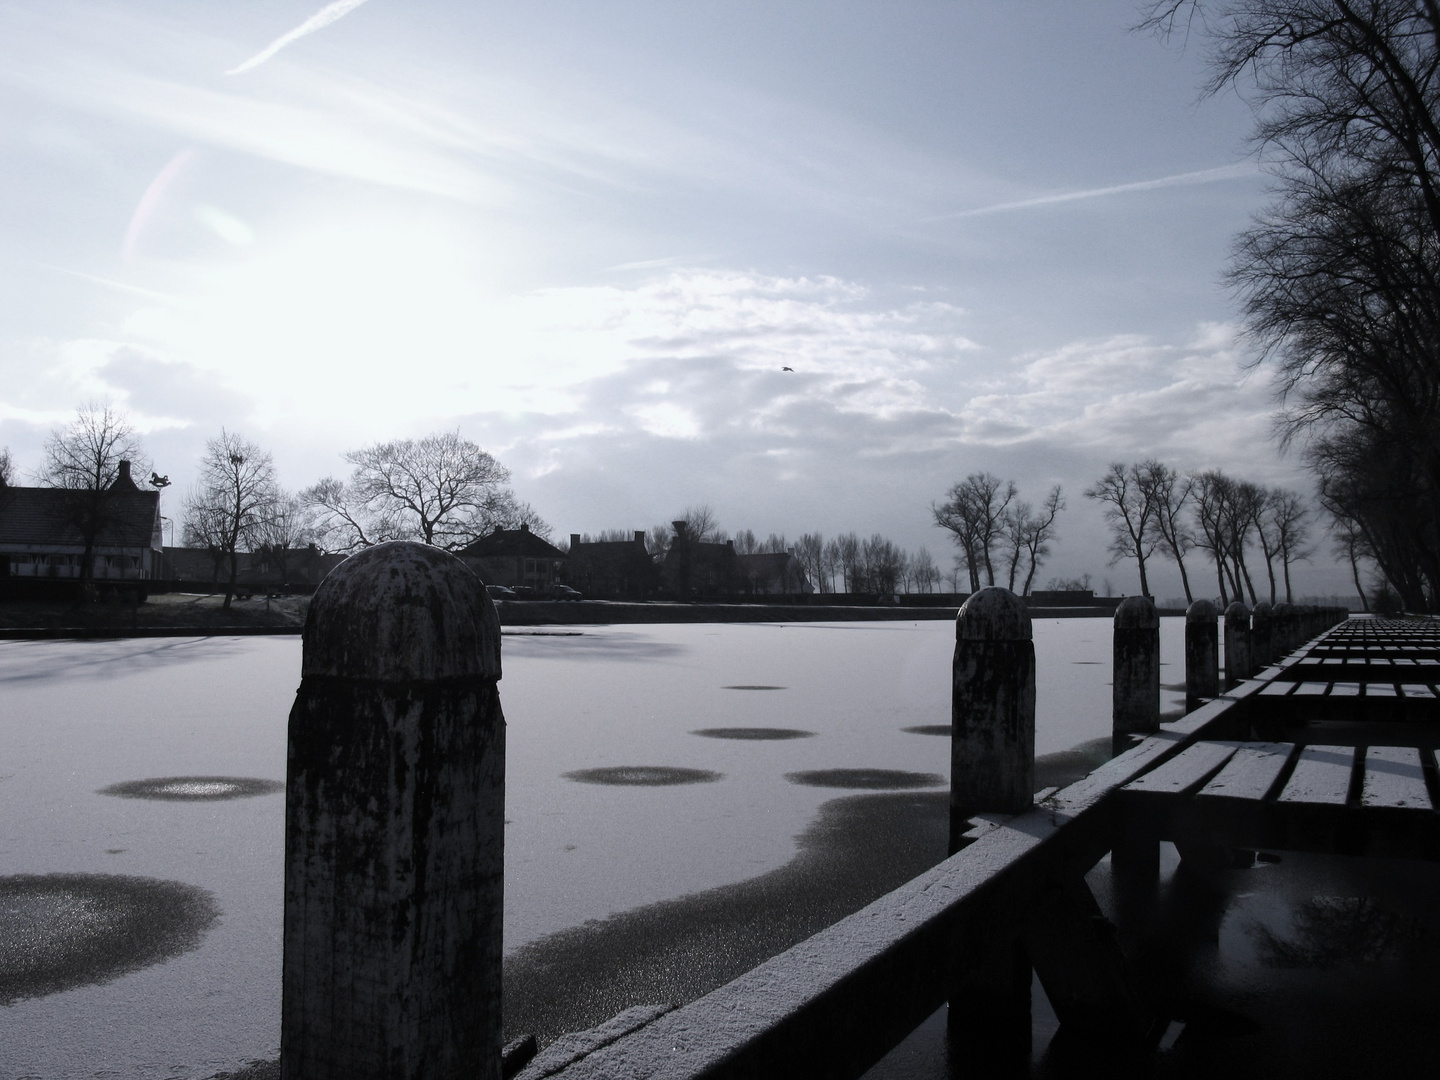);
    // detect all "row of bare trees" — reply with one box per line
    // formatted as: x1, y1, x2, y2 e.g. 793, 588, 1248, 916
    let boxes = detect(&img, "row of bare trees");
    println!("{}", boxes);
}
931, 473, 1065, 594
1086, 459, 1313, 606
1142, 2, 1440, 610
